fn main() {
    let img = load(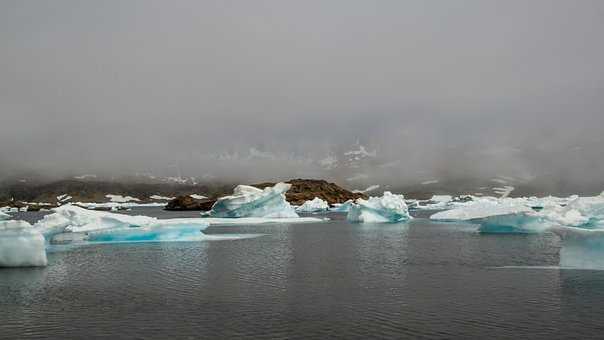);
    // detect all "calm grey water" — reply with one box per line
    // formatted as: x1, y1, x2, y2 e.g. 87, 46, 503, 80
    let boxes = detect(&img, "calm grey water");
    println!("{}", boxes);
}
2, 208, 604, 339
